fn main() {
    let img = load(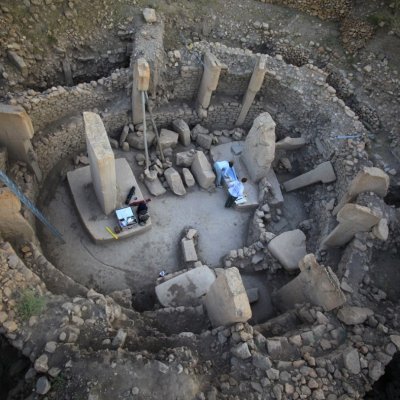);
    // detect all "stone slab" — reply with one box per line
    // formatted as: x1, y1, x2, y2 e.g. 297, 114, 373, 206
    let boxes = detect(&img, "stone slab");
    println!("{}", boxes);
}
181, 238, 198, 262
159, 129, 179, 150
67, 158, 151, 243
182, 168, 195, 187
164, 167, 186, 196
268, 229, 307, 272
155, 266, 215, 307
203, 267, 252, 327
210, 142, 258, 210
191, 151, 215, 190
172, 119, 191, 147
